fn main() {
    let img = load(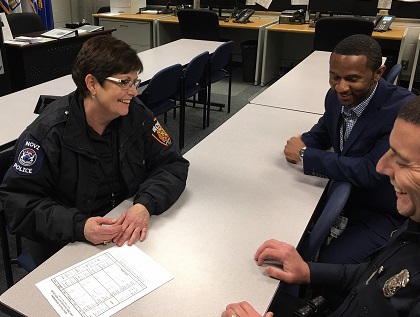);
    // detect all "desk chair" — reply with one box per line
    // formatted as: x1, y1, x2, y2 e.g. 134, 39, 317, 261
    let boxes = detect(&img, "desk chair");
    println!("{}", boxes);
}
0, 148, 36, 288
313, 17, 374, 52
205, 40, 234, 127
97, 6, 111, 13
177, 9, 220, 41
138, 64, 183, 145
6, 12, 46, 37
274, 180, 352, 300
386, 63, 402, 84
174, 51, 210, 145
